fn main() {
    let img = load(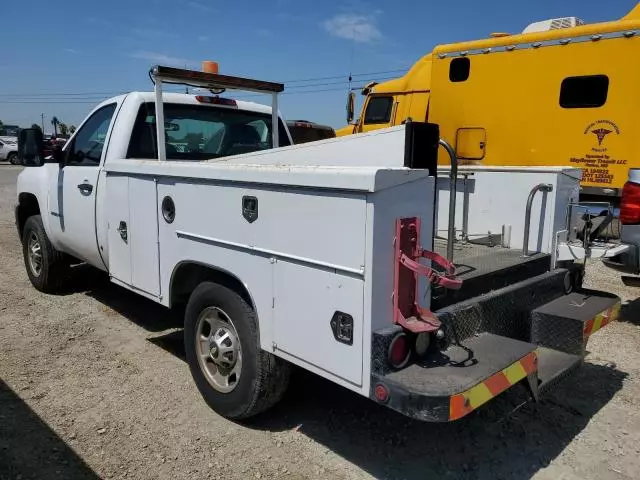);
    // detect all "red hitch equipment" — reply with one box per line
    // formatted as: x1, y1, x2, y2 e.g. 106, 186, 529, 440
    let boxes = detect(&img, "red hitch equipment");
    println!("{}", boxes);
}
393, 217, 462, 333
